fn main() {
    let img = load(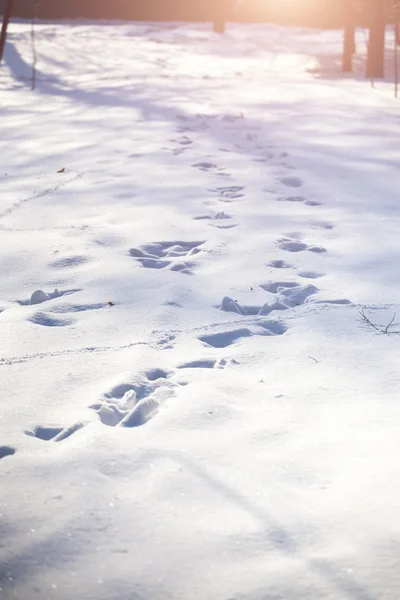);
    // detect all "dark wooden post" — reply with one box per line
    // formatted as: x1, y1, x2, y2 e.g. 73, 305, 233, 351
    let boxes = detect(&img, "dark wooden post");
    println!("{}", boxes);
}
366, 0, 386, 79
213, 20, 225, 33
0, 0, 15, 65
395, 24, 399, 98
342, 2, 356, 72
213, 0, 234, 34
